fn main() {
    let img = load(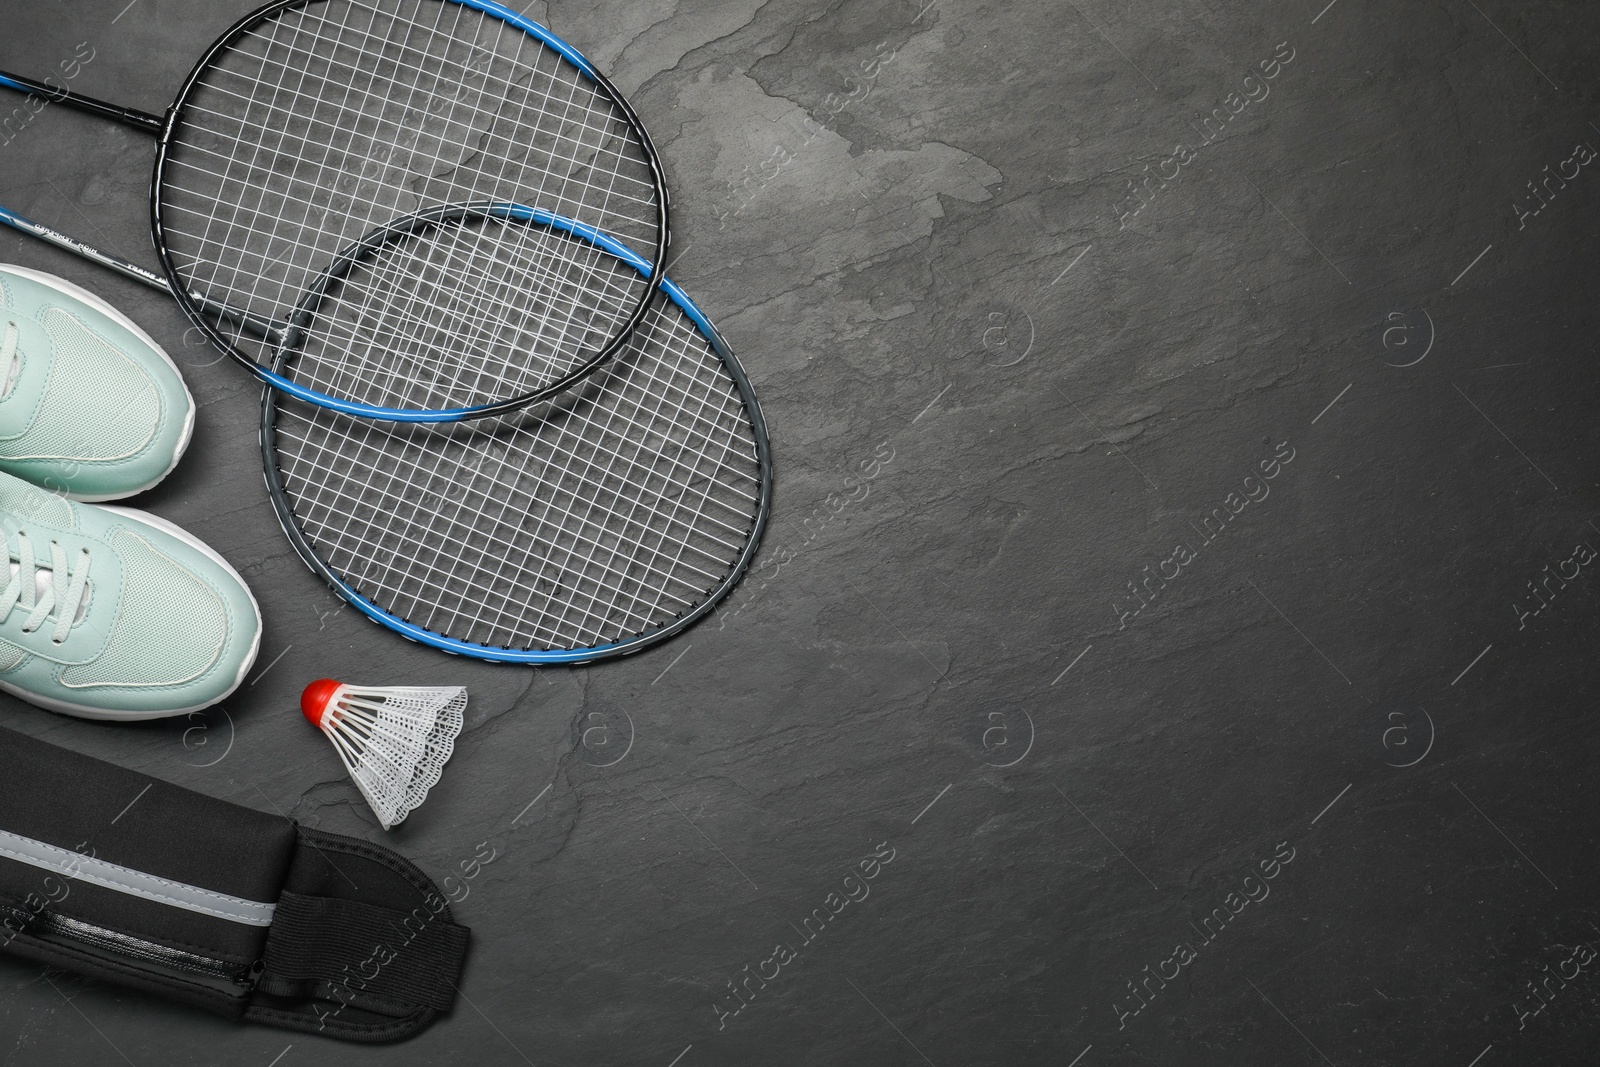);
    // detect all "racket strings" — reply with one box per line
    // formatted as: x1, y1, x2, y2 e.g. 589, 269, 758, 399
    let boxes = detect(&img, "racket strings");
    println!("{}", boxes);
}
159, 0, 662, 410
531, 346, 752, 644
192, 0, 400, 309
275, 297, 762, 650
171, 34, 657, 212
192, 0, 656, 241
206, 19, 657, 189
287, 219, 644, 409
501, 328, 752, 638
171, 0, 437, 358
293, 367, 749, 644
434, 363, 750, 643
288, 233, 694, 467
160, 213, 641, 408
346, 331, 754, 625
